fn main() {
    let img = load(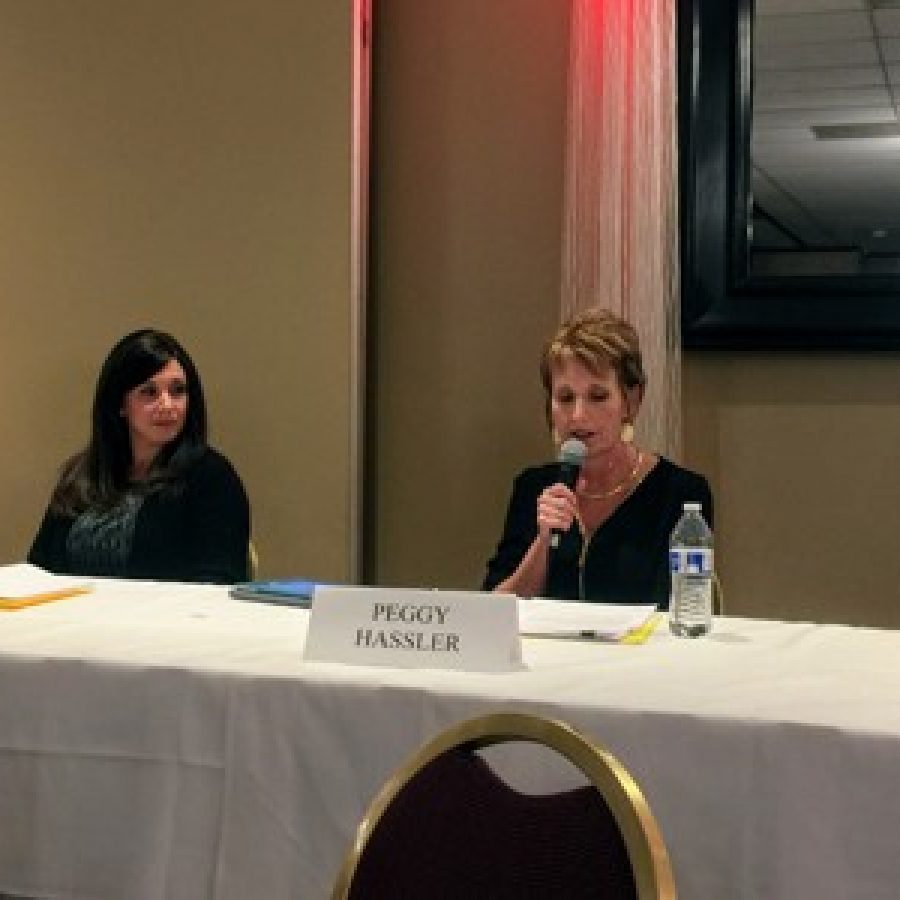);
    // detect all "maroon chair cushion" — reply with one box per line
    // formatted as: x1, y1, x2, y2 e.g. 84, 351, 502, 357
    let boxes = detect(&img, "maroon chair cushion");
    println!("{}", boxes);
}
348, 745, 637, 899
